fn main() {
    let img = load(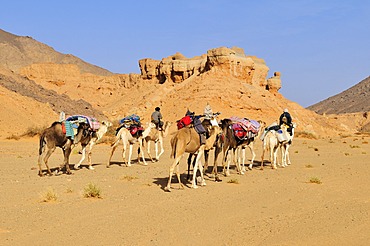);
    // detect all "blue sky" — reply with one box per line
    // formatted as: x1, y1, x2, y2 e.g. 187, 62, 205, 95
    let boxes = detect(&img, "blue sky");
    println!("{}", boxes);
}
2, 0, 370, 107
